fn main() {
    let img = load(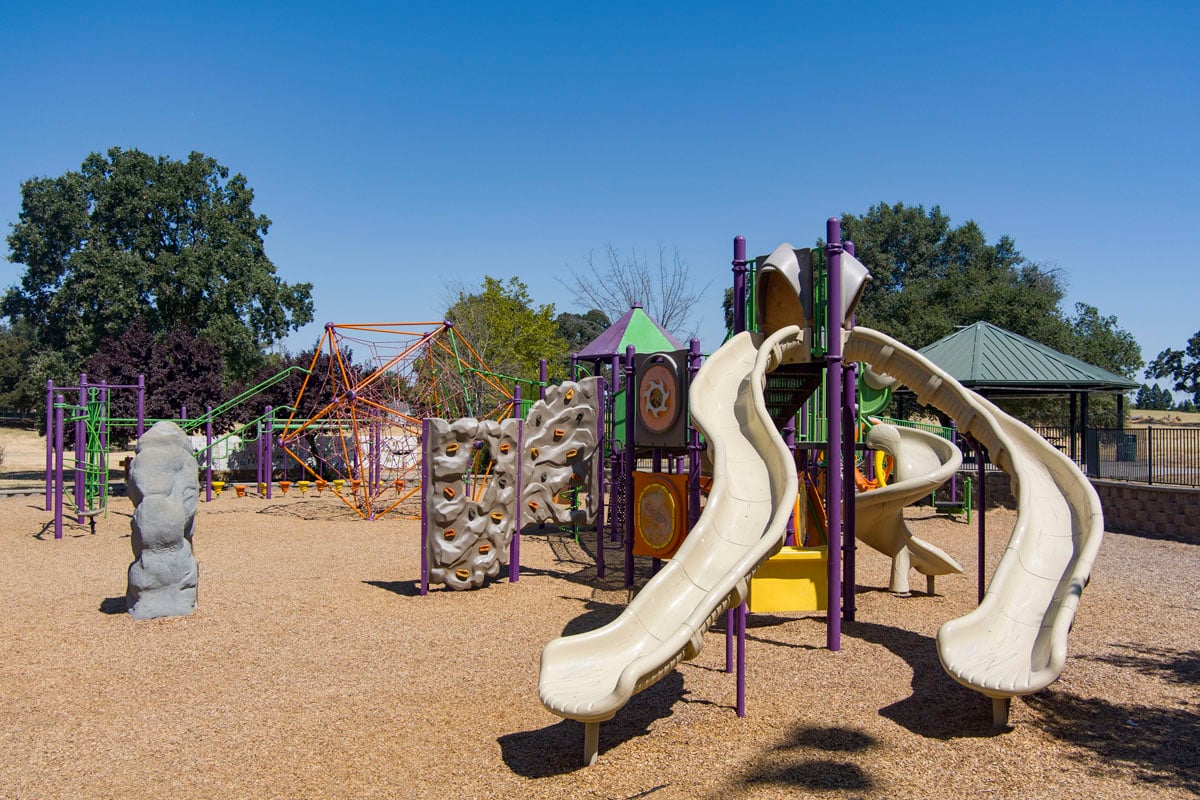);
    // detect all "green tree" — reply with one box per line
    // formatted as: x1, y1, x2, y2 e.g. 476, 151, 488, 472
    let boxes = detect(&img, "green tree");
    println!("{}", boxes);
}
555, 309, 610, 352
445, 275, 570, 386
1147, 330, 1200, 405
4, 147, 314, 380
